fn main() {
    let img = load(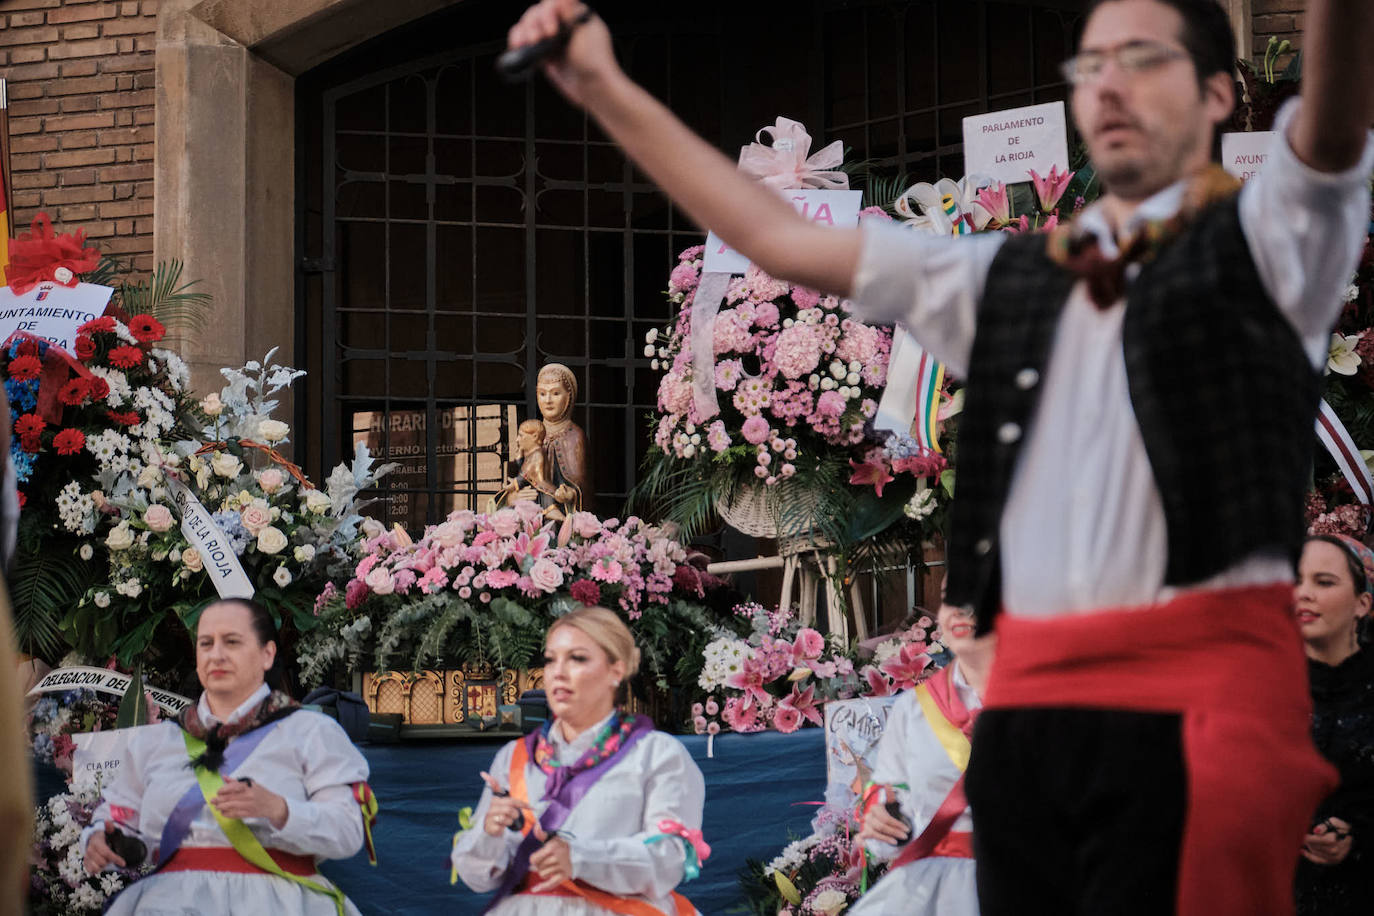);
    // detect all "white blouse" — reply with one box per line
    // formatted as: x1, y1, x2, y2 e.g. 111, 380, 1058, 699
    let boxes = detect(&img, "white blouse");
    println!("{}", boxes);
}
451, 712, 706, 915
83, 685, 370, 916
